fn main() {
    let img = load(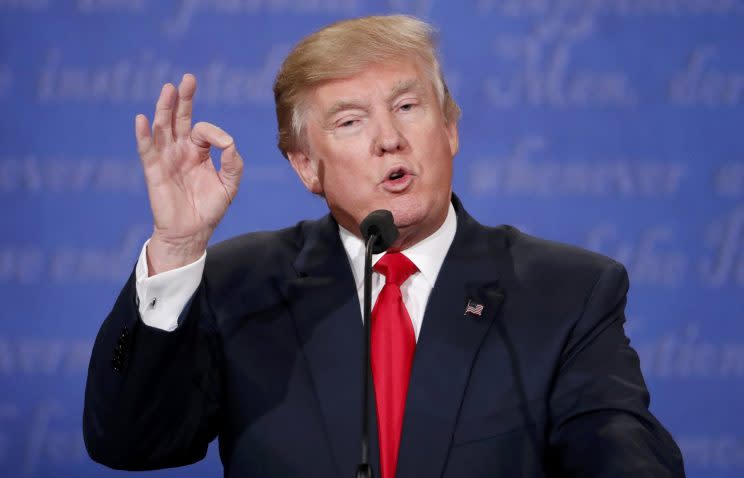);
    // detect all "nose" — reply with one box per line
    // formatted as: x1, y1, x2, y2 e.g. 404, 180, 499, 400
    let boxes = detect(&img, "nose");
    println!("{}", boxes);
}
372, 112, 409, 156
